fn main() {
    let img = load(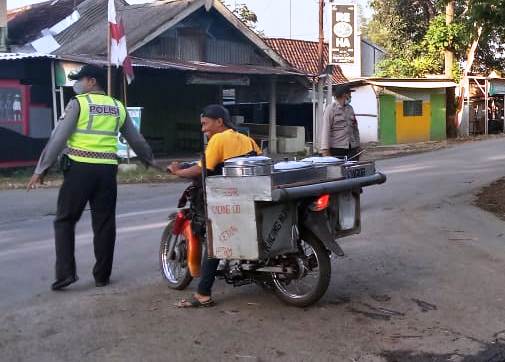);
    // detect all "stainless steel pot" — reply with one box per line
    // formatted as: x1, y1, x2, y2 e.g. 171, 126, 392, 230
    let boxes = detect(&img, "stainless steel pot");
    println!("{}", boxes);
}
272, 160, 326, 186
223, 156, 273, 177
273, 160, 314, 171
301, 156, 346, 180
301, 156, 345, 166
